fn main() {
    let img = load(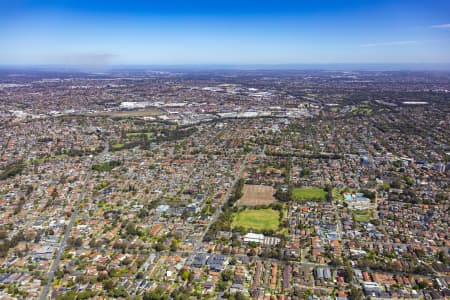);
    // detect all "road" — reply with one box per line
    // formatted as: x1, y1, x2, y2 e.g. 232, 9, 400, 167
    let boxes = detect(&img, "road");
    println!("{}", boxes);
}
39, 143, 109, 300
186, 152, 249, 266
